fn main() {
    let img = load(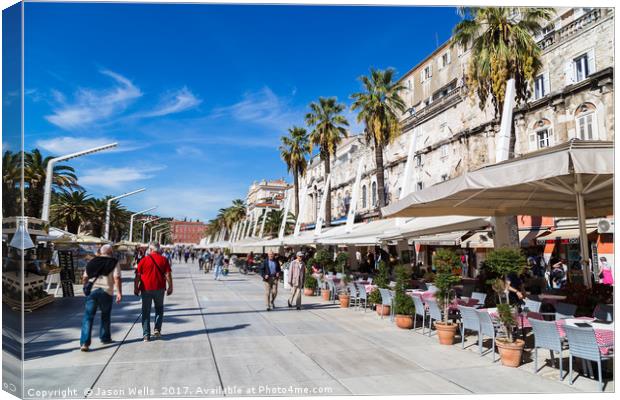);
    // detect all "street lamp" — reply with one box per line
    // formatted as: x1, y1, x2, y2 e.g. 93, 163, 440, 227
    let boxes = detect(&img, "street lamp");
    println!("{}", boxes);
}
142, 217, 160, 243
150, 223, 167, 243
156, 228, 170, 243
129, 207, 157, 243
41, 143, 118, 221
105, 188, 146, 240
